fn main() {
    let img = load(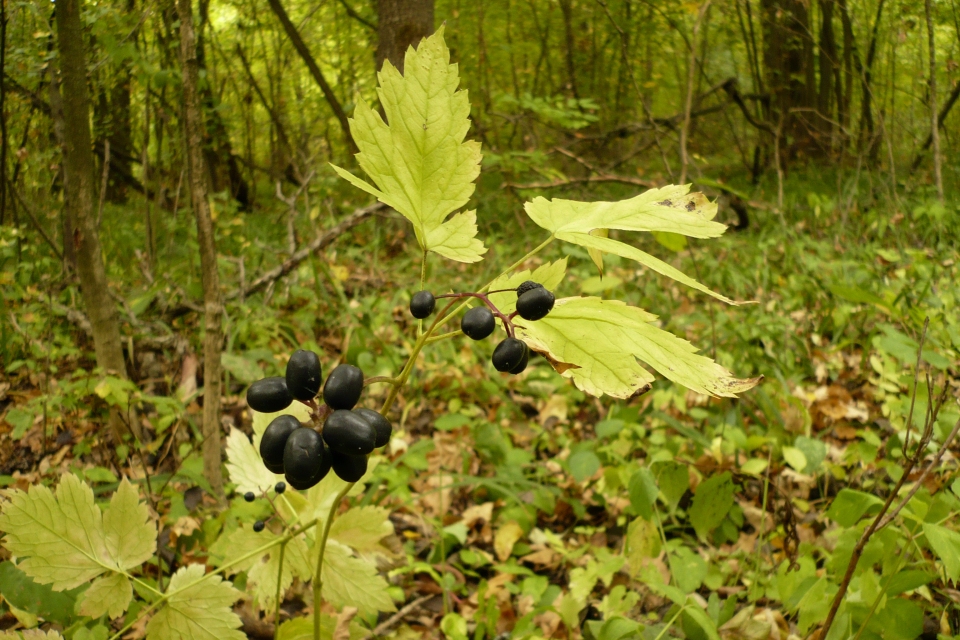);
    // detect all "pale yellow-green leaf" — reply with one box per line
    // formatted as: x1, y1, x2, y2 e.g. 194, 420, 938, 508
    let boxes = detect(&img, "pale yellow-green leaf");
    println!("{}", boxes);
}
103, 478, 156, 570
302, 458, 379, 537
587, 228, 609, 275
524, 184, 722, 236
782, 447, 808, 472
79, 573, 132, 619
625, 517, 661, 577
555, 230, 738, 304
522, 185, 746, 304
225, 427, 283, 495
328, 506, 394, 558
208, 526, 268, 573
517, 297, 761, 399
320, 541, 395, 615
487, 259, 568, 316
146, 564, 244, 640
0, 474, 108, 589
247, 535, 311, 611
330, 28, 485, 263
